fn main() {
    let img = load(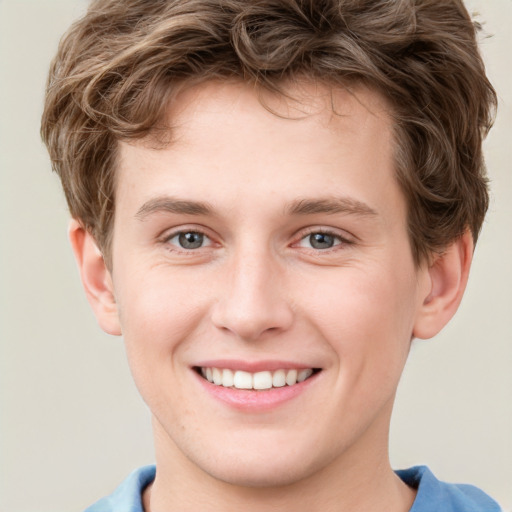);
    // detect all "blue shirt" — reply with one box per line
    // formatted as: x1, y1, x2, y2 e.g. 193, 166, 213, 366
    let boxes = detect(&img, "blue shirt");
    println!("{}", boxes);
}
84, 465, 501, 511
